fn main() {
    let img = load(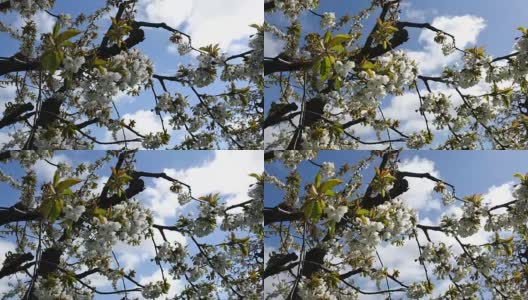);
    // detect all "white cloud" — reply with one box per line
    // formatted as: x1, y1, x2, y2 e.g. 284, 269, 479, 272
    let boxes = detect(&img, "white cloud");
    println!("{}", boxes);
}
93, 176, 109, 196
14, 11, 55, 35
0, 240, 18, 294
113, 91, 135, 104
0, 132, 10, 147
400, 2, 438, 23
98, 109, 185, 149
421, 181, 516, 257
113, 219, 186, 271
142, 169, 182, 222
32, 154, 72, 182
397, 156, 442, 211
406, 15, 486, 74
458, 182, 516, 245
377, 239, 423, 282
265, 15, 489, 149
0, 85, 17, 115
264, 32, 284, 57
482, 181, 515, 208
382, 75, 489, 139
115, 151, 262, 281
138, 0, 263, 51
172, 150, 263, 207
122, 110, 166, 135
138, 0, 193, 29
139, 270, 184, 299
